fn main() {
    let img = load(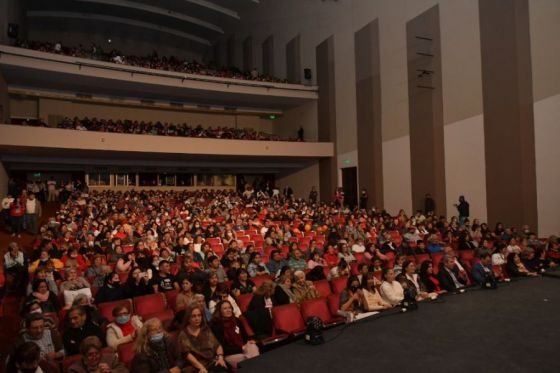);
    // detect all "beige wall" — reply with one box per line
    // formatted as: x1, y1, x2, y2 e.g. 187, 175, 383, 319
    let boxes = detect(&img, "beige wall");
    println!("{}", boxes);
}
275, 101, 318, 142
9, 96, 38, 119
530, 0, 560, 236
276, 163, 320, 200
